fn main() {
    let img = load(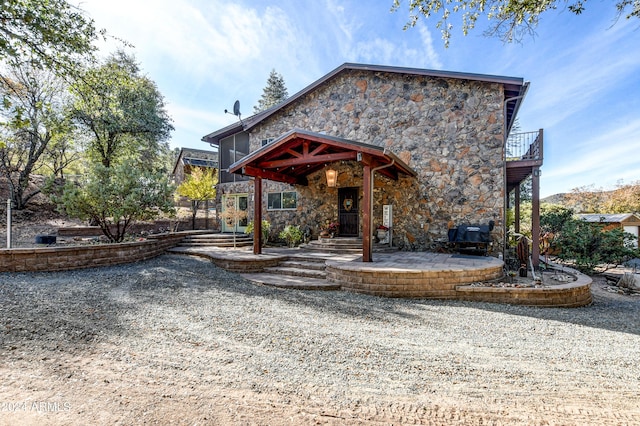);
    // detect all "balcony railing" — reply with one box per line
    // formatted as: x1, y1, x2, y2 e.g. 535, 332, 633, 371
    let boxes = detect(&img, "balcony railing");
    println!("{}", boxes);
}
506, 129, 543, 162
